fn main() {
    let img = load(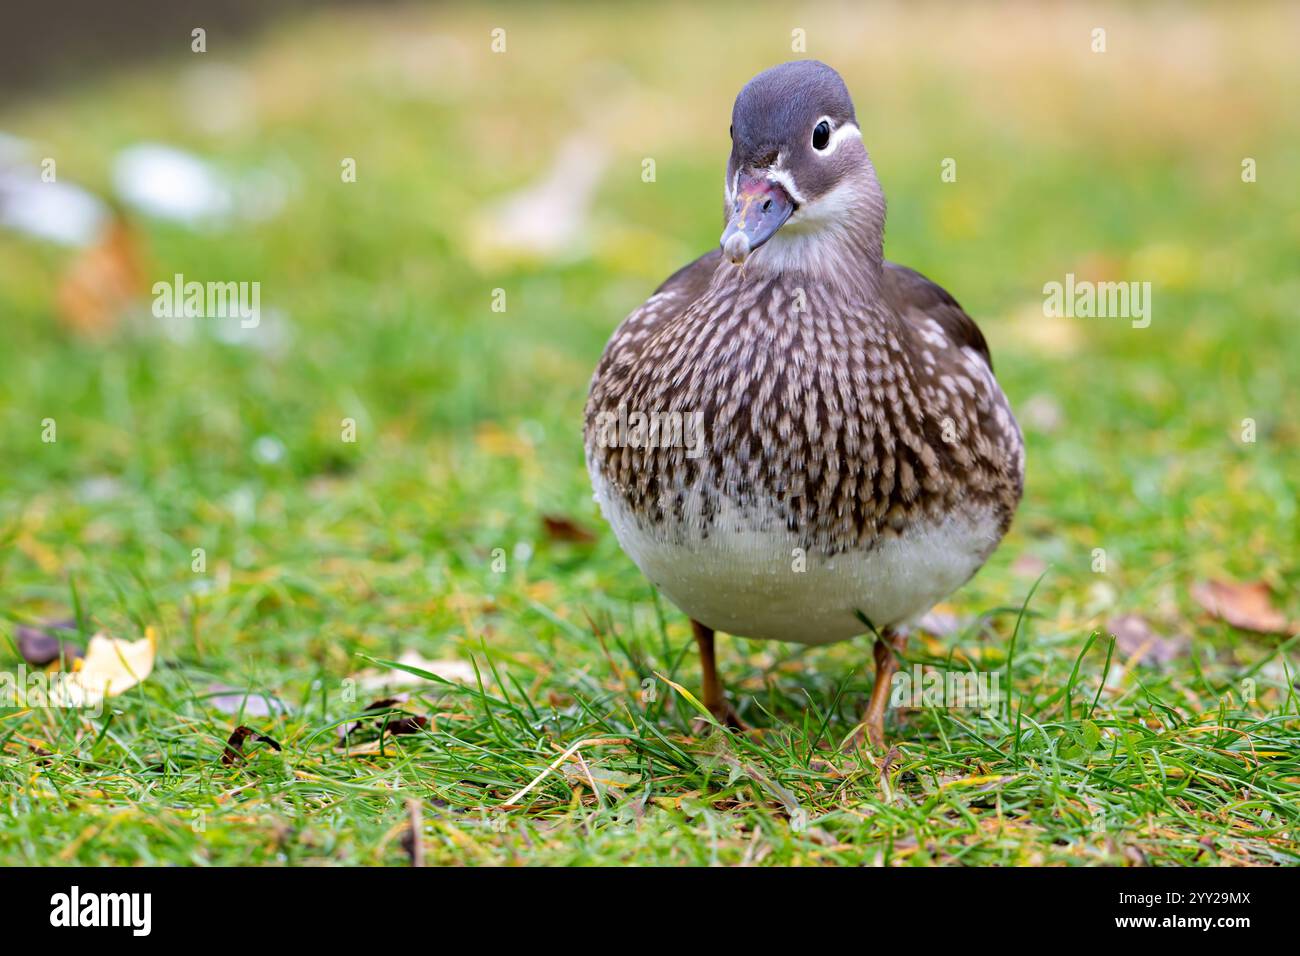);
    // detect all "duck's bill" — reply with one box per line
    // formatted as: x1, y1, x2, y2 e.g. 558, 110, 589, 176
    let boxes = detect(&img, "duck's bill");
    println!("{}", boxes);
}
720, 172, 795, 264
